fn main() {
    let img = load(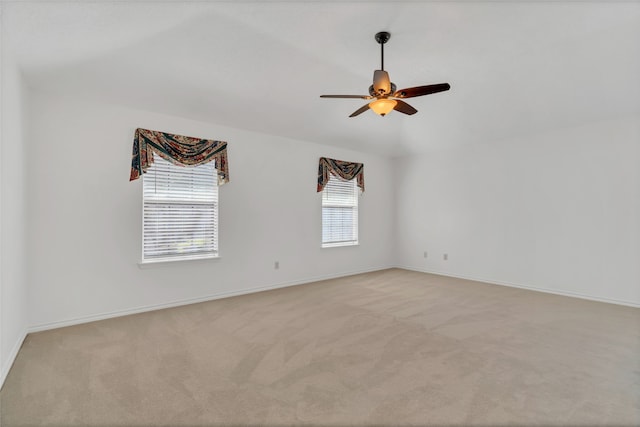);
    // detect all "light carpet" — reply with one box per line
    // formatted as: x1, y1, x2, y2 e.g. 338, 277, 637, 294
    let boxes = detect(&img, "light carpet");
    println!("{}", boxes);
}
1, 268, 638, 426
